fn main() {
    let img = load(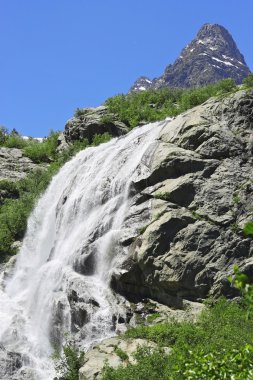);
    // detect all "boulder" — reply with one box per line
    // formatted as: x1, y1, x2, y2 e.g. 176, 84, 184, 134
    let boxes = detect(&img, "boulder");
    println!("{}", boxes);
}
79, 337, 158, 380
0, 147, 42, 182
63, 106, 128, 144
